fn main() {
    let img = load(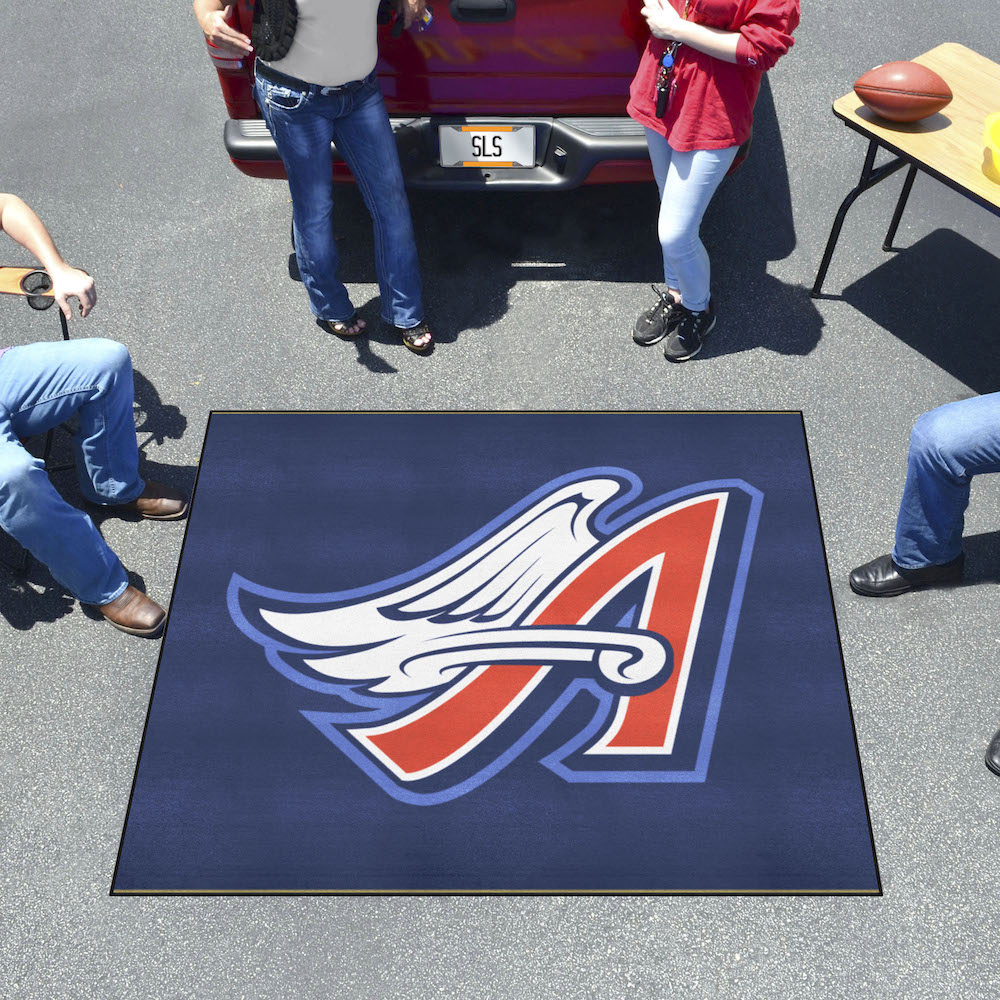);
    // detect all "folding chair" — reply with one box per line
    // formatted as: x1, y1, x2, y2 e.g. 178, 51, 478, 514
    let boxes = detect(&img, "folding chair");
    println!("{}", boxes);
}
0, 267, 71, 575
